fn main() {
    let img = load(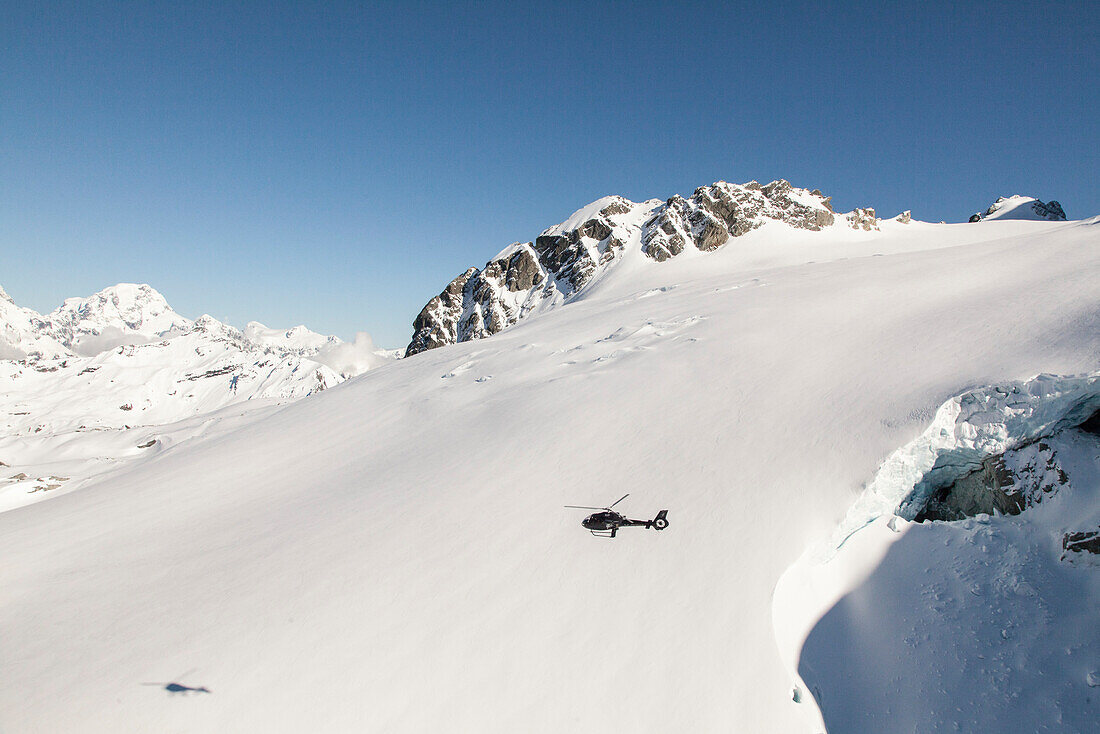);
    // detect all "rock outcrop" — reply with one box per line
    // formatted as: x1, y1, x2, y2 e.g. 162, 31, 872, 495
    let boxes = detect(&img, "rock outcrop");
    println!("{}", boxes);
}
406, 196, 645, 356
641, 180, 835, 261
970, 195, 1067, 222
406, 181, 881, 357
845, 207, 880, 231
913, 440, 1068, 521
